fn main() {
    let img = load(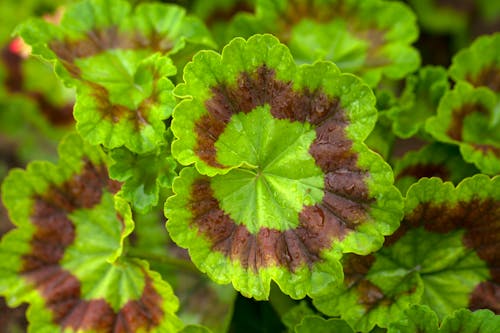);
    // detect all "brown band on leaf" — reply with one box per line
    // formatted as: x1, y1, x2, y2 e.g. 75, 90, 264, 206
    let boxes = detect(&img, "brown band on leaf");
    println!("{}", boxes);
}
49, 27, 173, 78
446, 103, 489, 141
396, 164, 450, 181
190, 65, 374, 271
17, 161, 165, 331
472, 144, 500, 158
342, 254, 391, 311
190, 177, 355, 272
49, 27, 170, 126
467, 66, 500, 93
469, 281, 500, 314
396, 198, 499, 313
